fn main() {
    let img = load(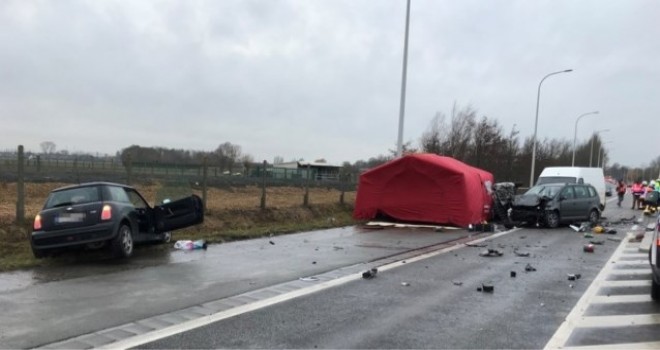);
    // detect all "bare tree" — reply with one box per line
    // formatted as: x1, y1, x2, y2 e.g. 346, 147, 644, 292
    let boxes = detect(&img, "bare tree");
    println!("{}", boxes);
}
40, 141, 56, 154
420, 112, 446, 154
